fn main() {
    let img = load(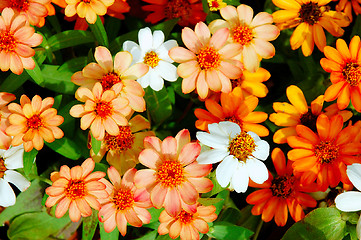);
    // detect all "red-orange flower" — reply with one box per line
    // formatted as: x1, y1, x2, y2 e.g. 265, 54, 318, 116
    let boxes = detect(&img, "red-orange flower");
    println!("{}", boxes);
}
246, 148, 317, 226
0, 92, 15, 150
